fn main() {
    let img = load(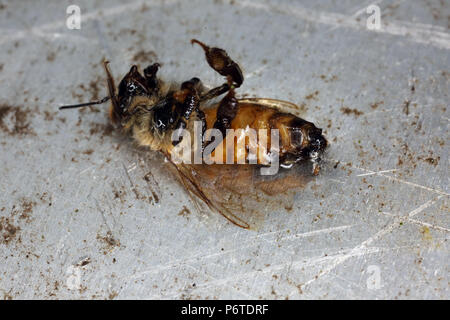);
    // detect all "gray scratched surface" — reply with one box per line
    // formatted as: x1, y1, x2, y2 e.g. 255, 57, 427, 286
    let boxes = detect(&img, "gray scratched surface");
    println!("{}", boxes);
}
0, 0, 449, 299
